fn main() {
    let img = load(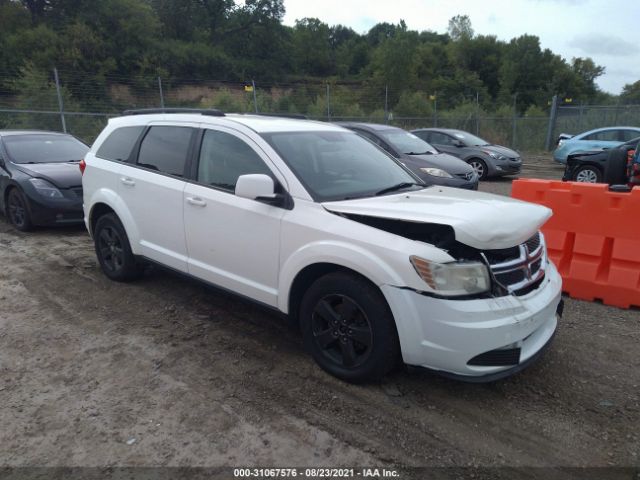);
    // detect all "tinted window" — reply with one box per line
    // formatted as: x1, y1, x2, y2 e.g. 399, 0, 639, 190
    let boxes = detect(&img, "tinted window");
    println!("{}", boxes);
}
137, 126, 193, 176
3, 134, 89, 164
197, 130, 272, 191
96, 126, 144, 162
583, 130, 619, 141
620, 130, 640, 142
448, 131, 489, 146
378, 129, 438, 154
412, 130, 433, 143
262, 130, 419, 202
353, 129, 387, 148
428, 132, 455, 146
